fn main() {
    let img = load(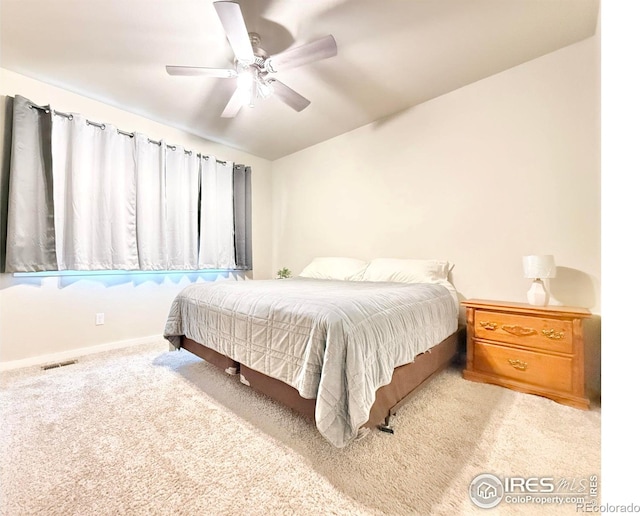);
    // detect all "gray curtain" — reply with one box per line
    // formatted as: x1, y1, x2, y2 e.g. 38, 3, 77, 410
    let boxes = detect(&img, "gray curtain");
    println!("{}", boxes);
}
5, 95, 57, 272
233, 164, 252, 270
0, 96, 14, 272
